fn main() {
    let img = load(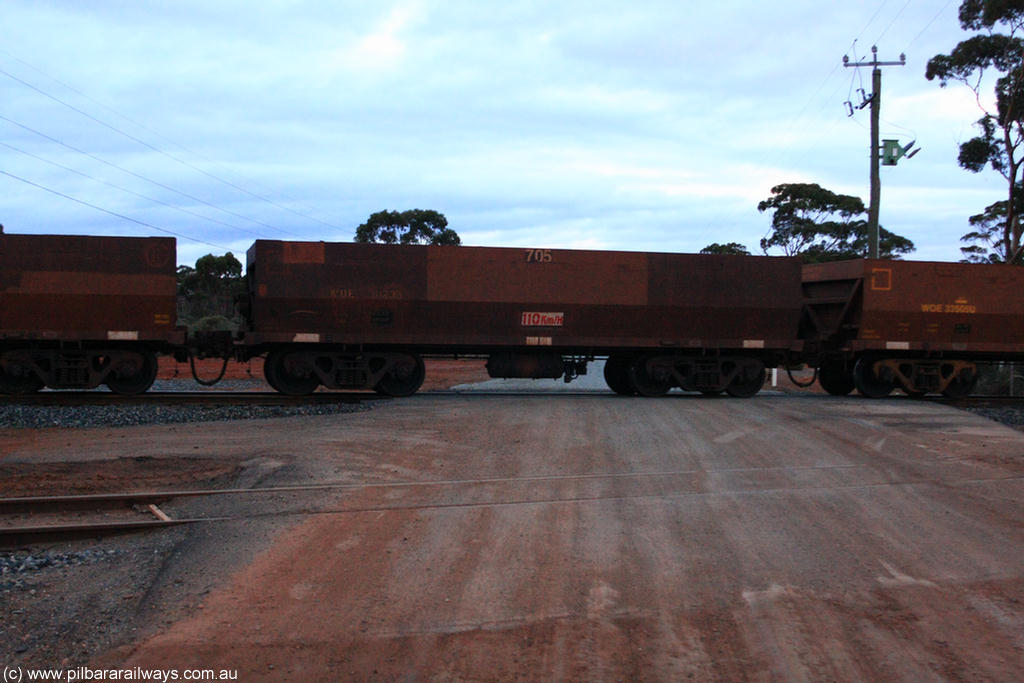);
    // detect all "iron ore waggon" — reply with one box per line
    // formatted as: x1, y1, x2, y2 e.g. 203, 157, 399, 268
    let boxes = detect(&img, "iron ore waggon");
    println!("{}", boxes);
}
802, 258, 1024, 398
0, 233, 182, 394
238, 241, 804, 396
6, 230, 1024, 400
